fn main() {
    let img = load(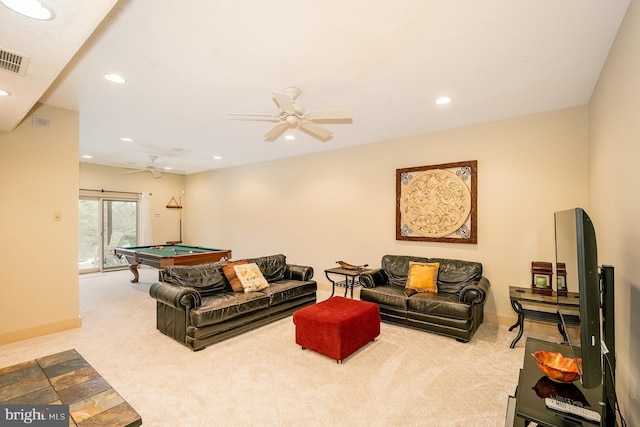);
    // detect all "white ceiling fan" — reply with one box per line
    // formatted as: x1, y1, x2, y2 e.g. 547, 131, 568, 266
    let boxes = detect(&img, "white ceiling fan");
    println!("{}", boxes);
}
228, 87, 352, 141
122, 155, 164, 179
